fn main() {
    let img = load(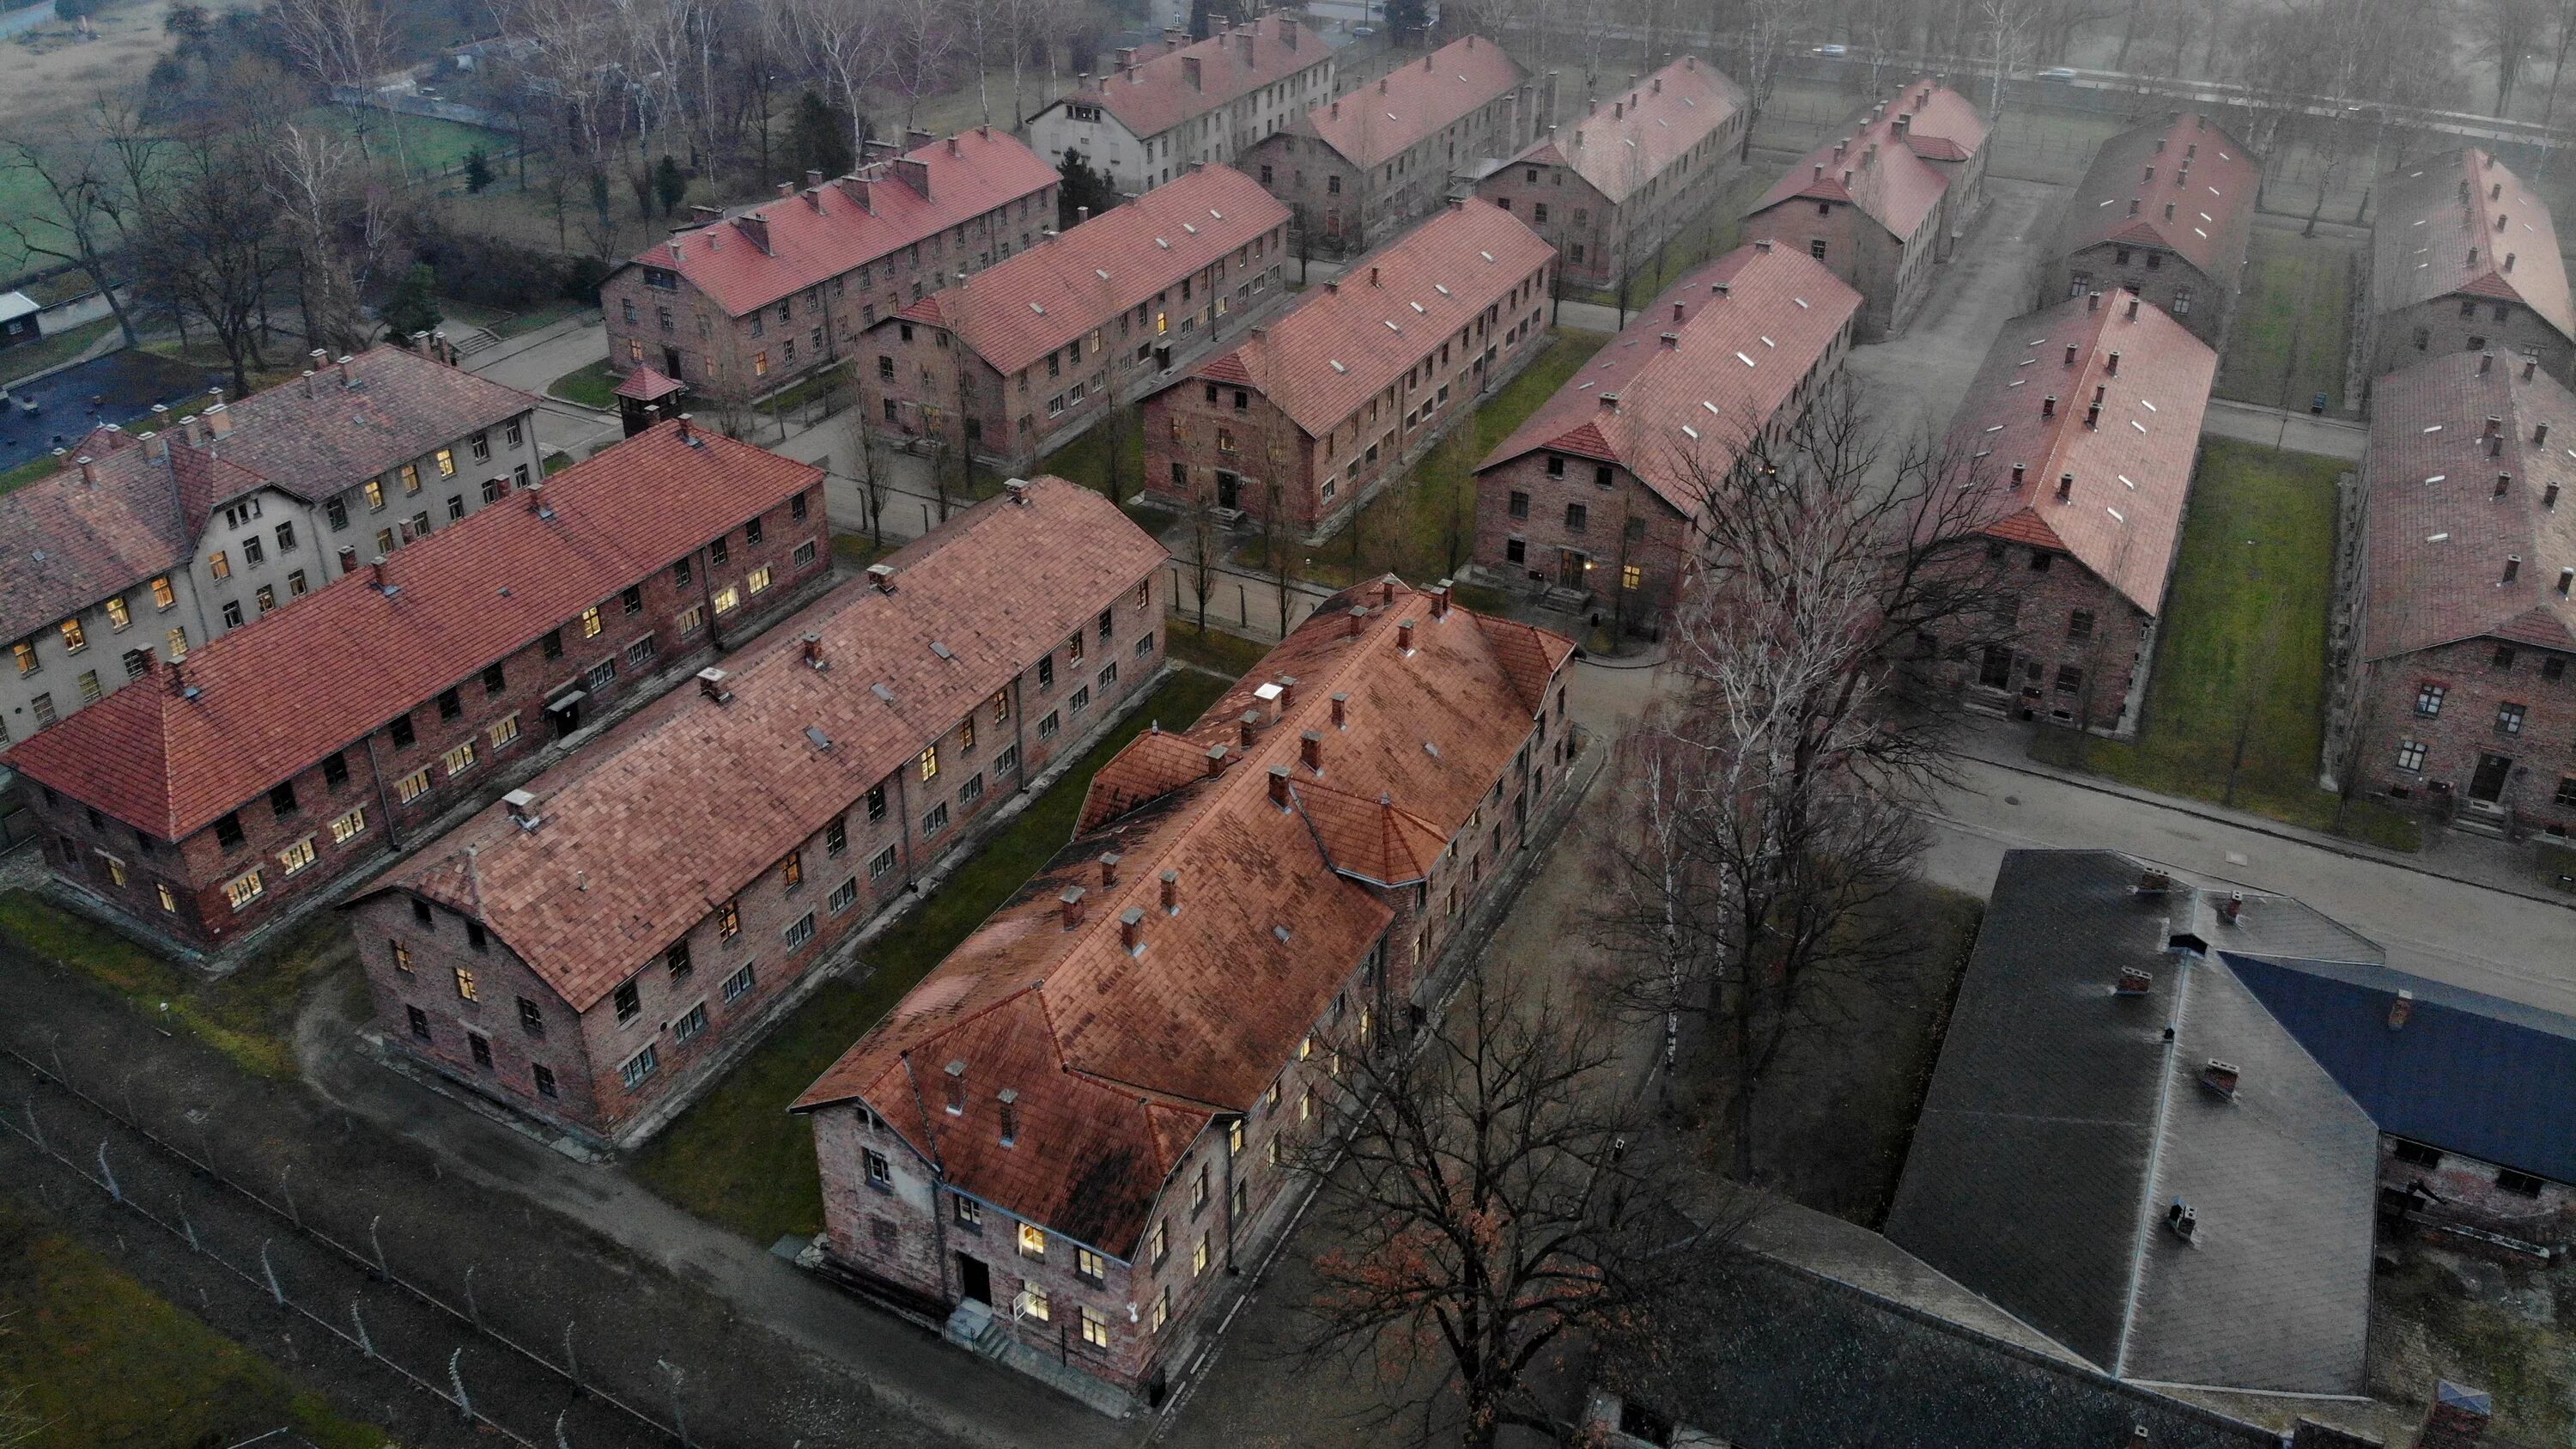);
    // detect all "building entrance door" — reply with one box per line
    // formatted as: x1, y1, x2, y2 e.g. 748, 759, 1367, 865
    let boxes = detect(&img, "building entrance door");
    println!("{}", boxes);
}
2470, 752, 2514, 803
1217, 471, 1241, 510
661, 346, 683, 380
1557, 548, 1588, 591
956, 1253, 992, 1306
